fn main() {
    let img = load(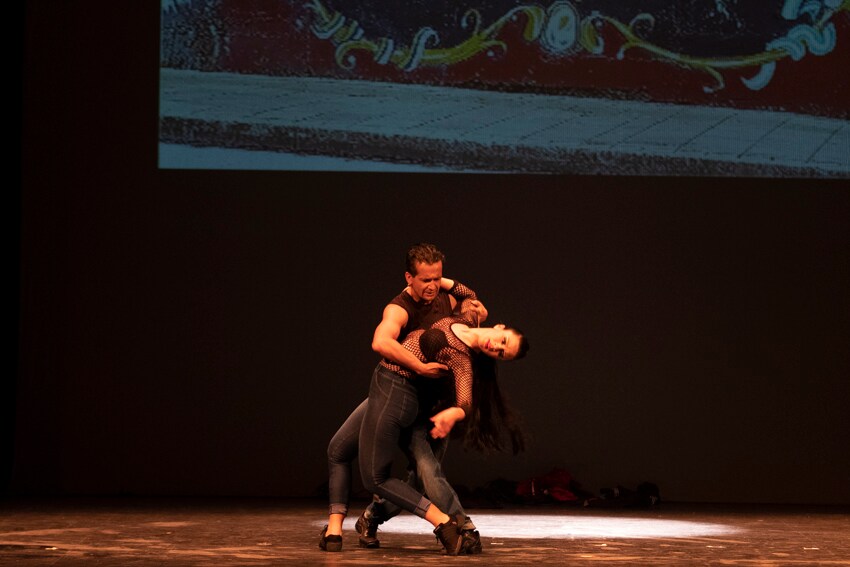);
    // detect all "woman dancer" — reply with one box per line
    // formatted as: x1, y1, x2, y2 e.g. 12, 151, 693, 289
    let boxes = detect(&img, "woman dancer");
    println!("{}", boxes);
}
322, 311, 528, 554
